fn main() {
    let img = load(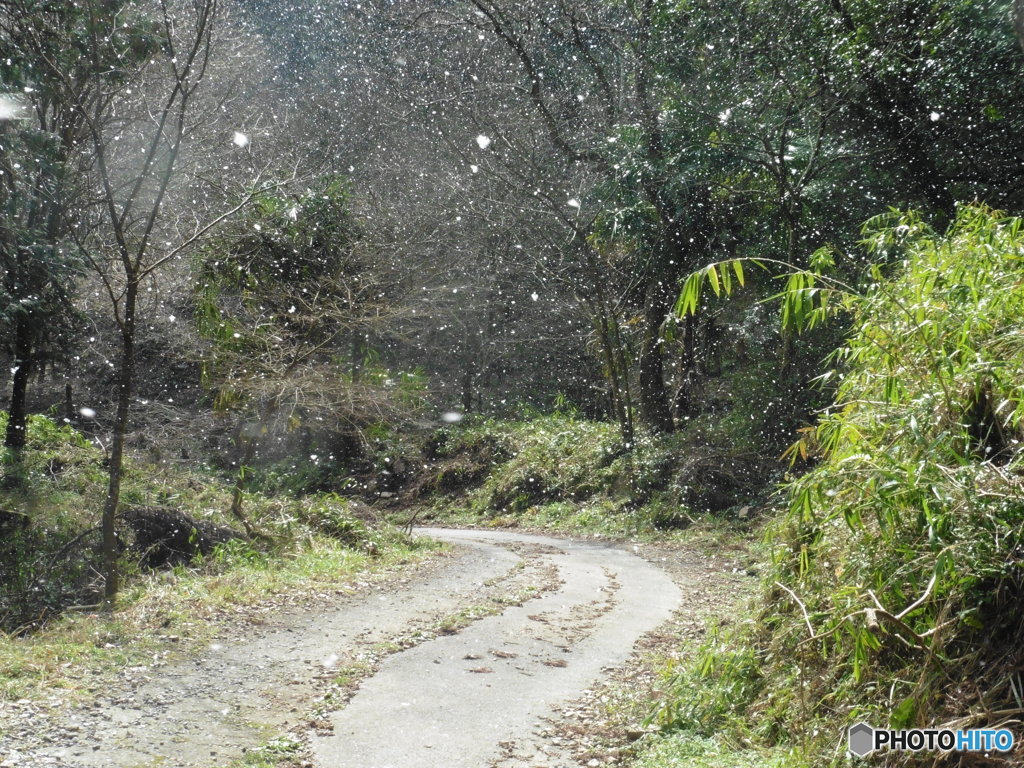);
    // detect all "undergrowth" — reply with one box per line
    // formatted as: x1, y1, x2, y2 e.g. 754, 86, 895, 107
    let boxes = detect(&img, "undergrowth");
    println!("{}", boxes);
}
632, 733, 791, 768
